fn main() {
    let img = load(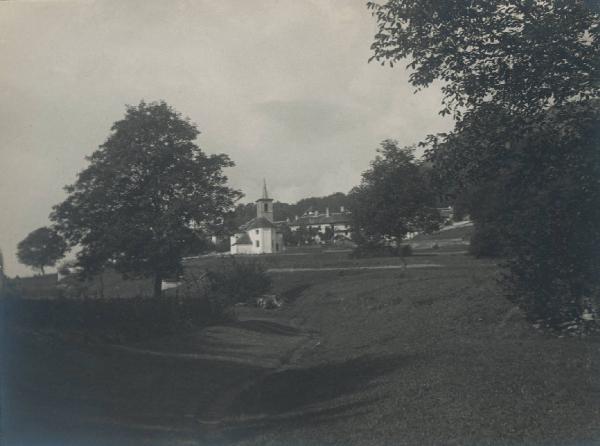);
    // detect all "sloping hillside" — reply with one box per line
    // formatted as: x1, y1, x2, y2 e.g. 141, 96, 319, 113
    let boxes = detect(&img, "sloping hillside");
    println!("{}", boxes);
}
4, 246, 600, 445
